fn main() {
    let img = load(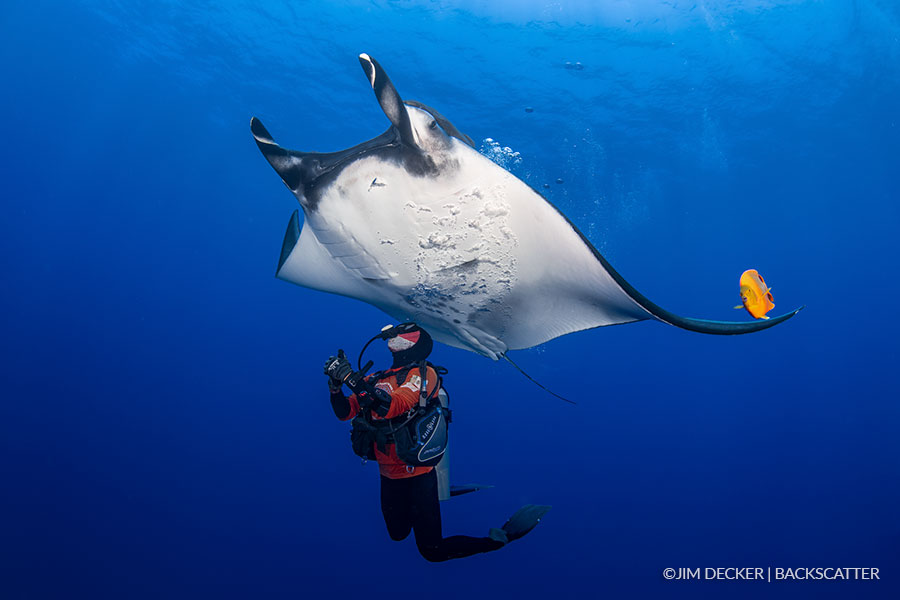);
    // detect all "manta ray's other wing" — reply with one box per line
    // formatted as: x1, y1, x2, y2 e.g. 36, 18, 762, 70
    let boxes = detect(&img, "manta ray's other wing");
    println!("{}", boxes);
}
443, 146, 804, 352
547, 204, 805, 337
